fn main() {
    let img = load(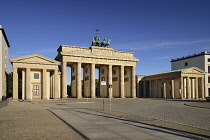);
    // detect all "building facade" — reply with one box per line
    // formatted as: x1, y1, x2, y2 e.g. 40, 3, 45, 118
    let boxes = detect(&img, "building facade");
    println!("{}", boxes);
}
55, 45, 139, 99
137, 67, 206, 99
0, 25, 10, 101
171, 52, 210, 97
10, 45, 139, 100
10, 54, 61, 100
